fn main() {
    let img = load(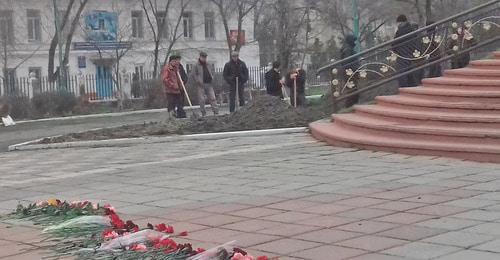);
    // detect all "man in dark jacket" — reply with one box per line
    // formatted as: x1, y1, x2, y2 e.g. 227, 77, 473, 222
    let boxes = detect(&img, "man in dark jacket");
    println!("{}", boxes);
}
223, 51, 249, 112
393, 15, 418, 87
285, 66, 306, 107
265, 61, 283, 98
340, 34, 360, 108
425, 21, 442, 78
